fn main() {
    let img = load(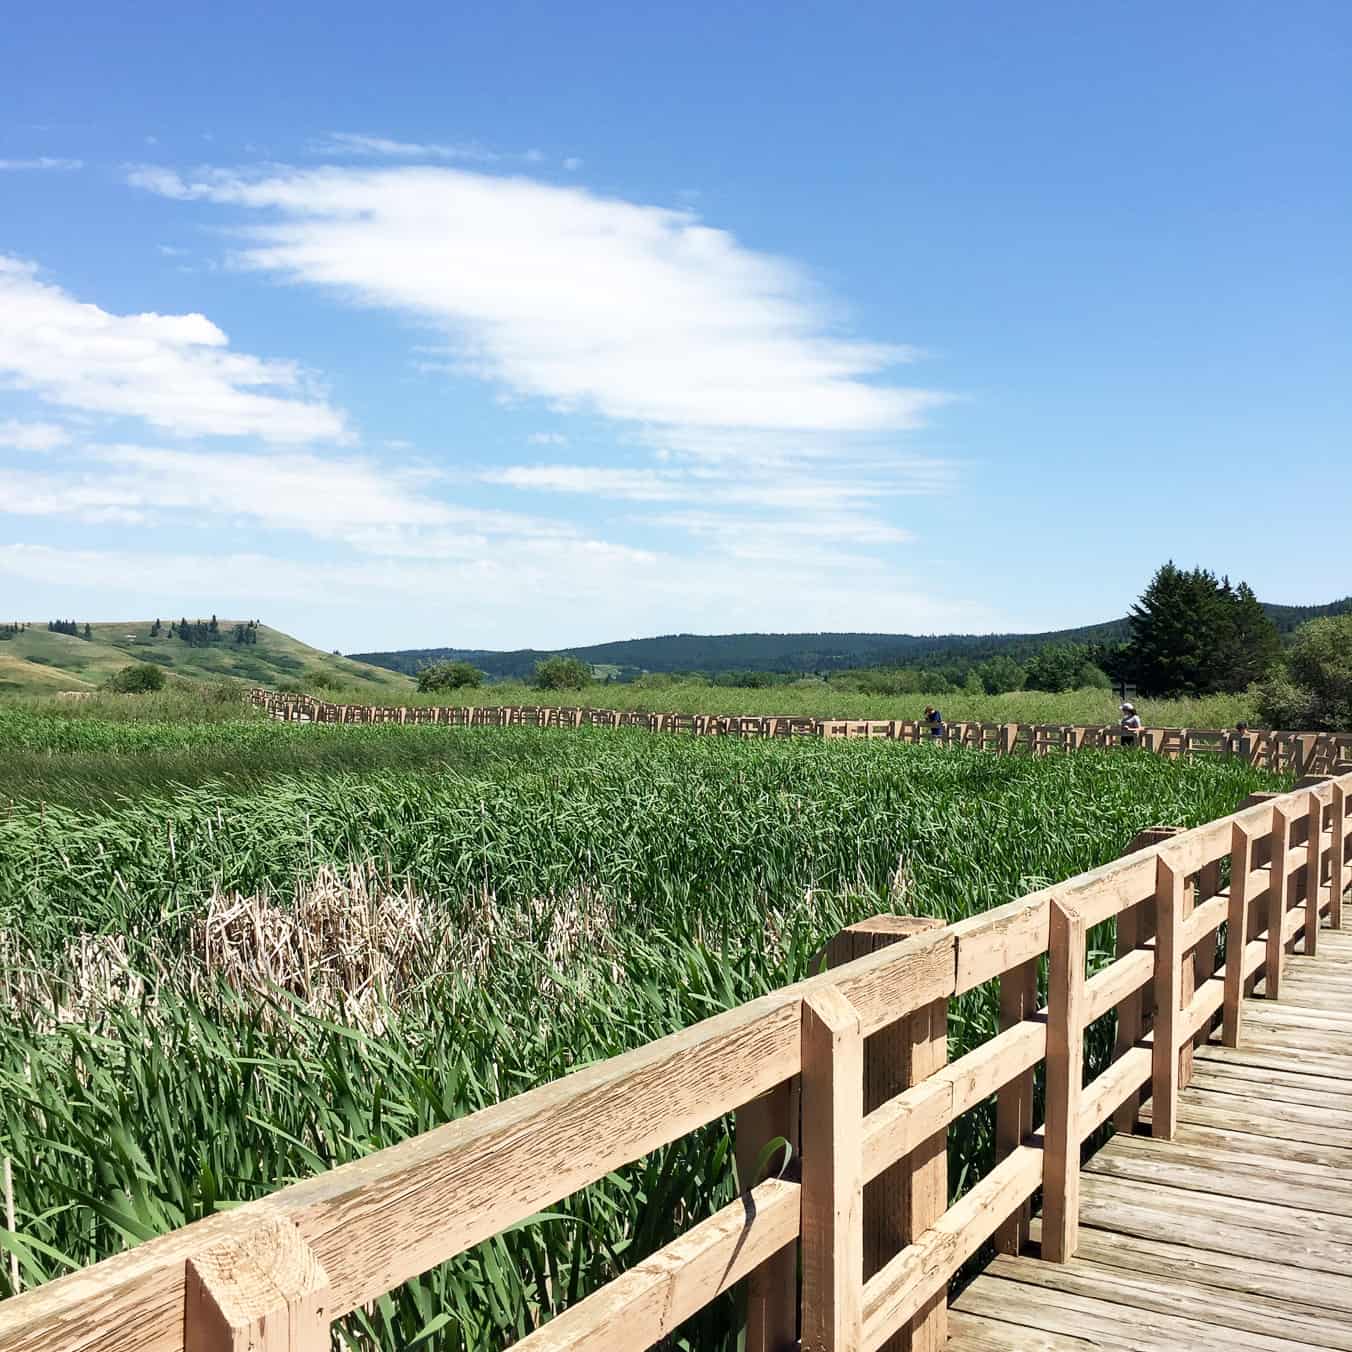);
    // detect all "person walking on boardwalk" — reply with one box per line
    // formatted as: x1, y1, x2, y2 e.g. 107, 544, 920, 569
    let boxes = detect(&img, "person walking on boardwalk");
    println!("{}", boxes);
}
925, 705, 945, 742
1119, 702, 1143, 747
